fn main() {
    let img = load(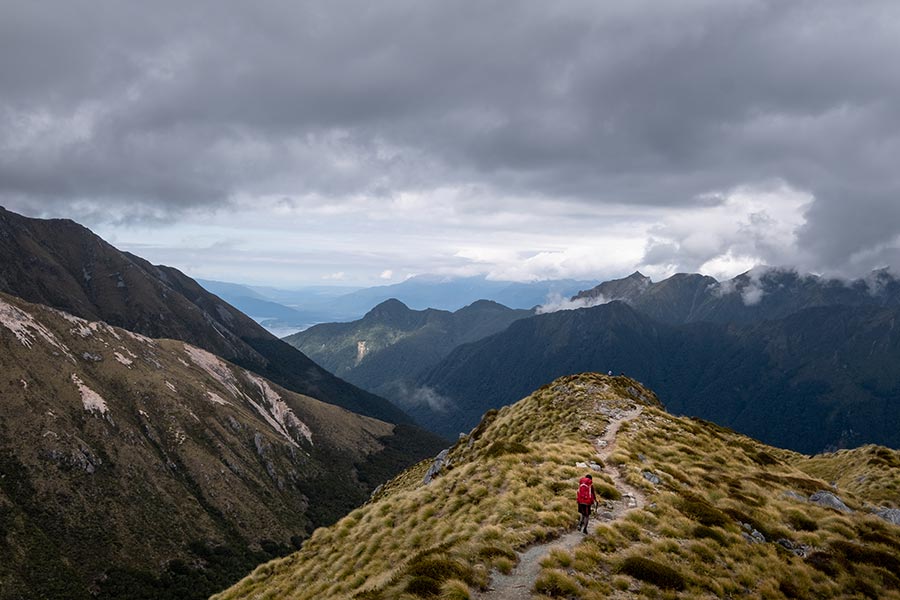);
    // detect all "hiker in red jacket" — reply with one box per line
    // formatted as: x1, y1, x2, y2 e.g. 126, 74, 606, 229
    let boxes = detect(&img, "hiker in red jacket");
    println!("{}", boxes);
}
576, 474, 597, 534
